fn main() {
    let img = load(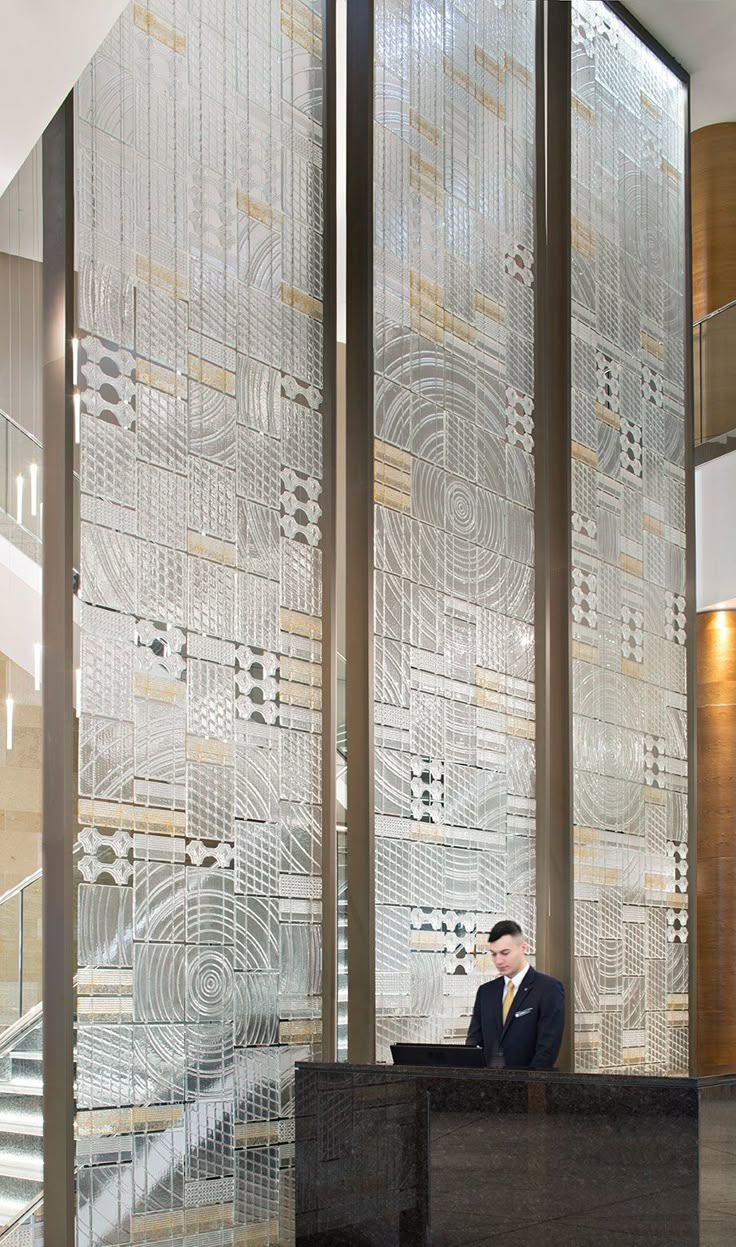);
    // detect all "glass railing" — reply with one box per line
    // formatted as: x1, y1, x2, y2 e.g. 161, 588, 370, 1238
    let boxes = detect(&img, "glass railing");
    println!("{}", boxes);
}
0, 409, 42, 562
0, 871, 42, 1033
694, 299, 736, 447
